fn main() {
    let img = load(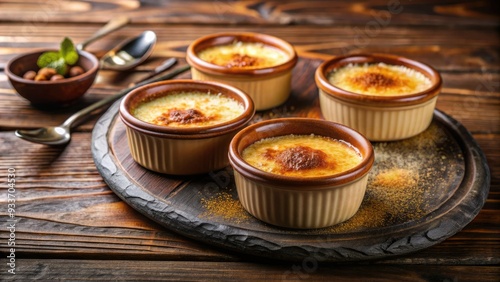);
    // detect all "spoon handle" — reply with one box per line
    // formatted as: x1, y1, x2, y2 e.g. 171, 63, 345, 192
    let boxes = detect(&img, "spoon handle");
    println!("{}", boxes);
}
77, 16, 130, 50
62, 64, 191, 129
